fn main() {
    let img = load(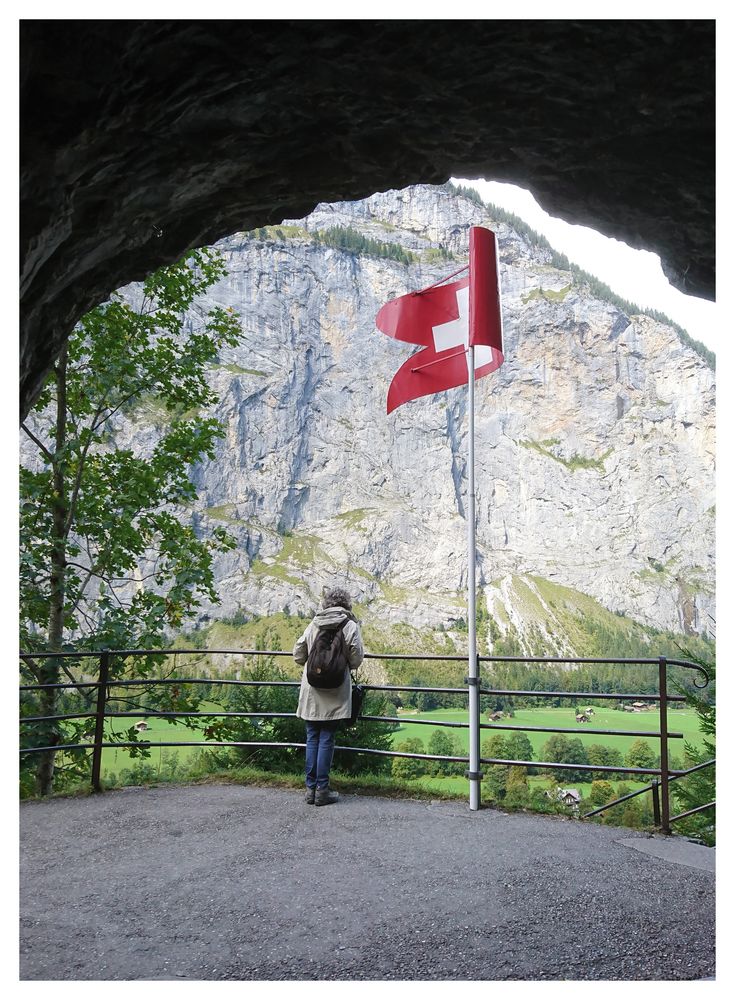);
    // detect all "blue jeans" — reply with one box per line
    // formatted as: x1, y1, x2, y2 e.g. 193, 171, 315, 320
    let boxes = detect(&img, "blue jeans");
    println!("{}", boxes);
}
305, 721, 338, 790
